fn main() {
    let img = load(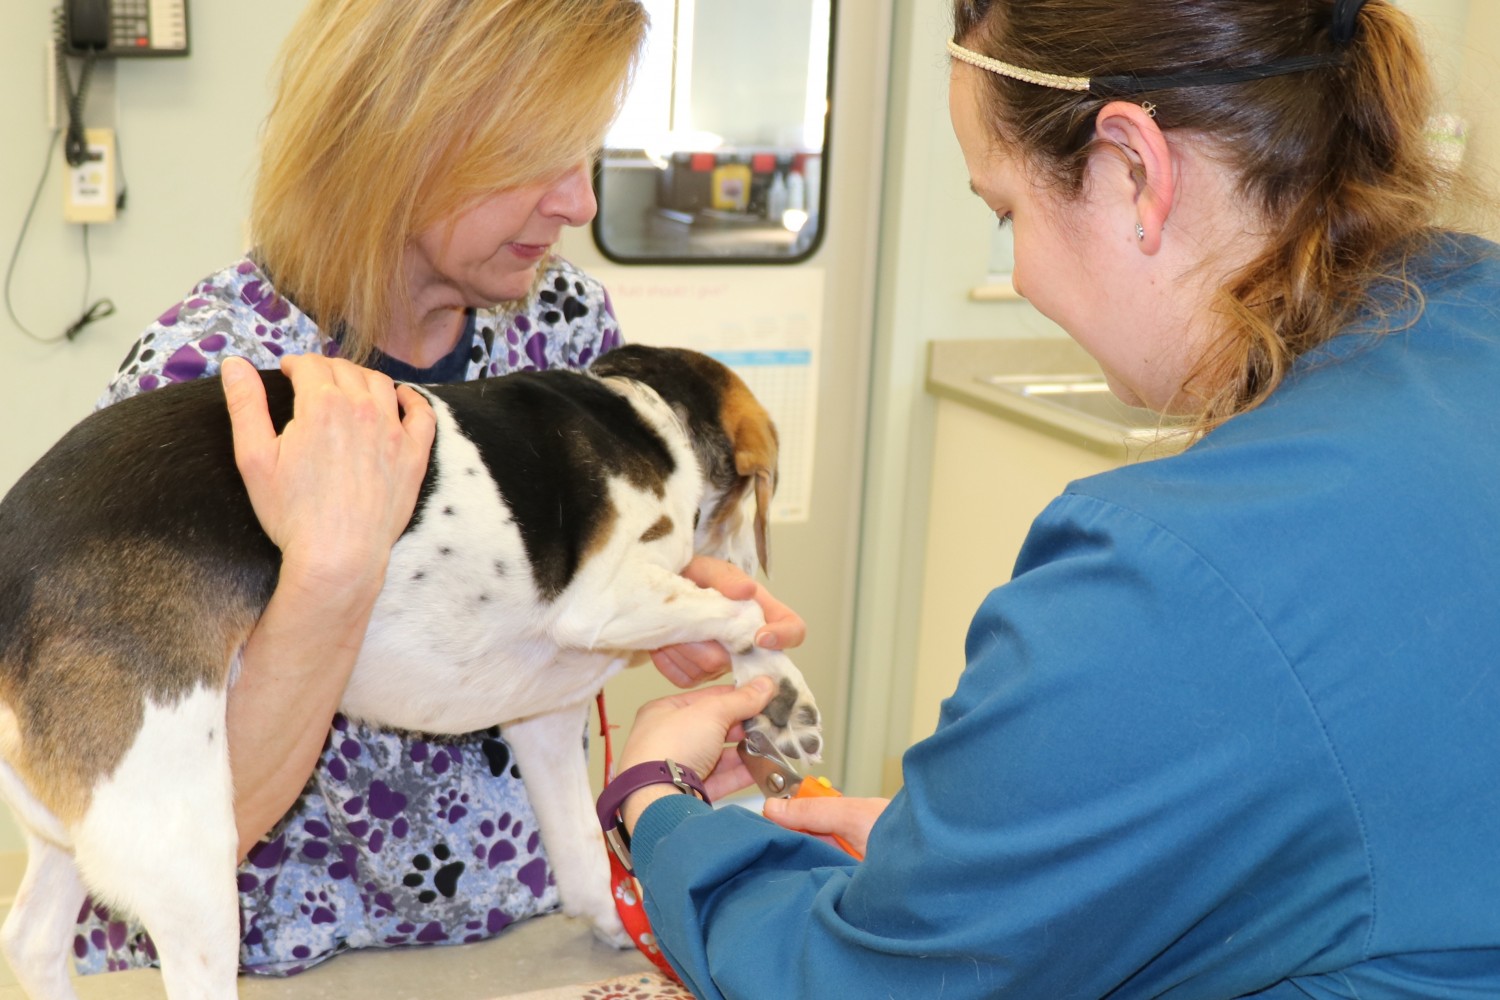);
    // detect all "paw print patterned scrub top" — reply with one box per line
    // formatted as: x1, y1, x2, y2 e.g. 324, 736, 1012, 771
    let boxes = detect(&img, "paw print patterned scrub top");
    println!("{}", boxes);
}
74, 255, 623, 978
